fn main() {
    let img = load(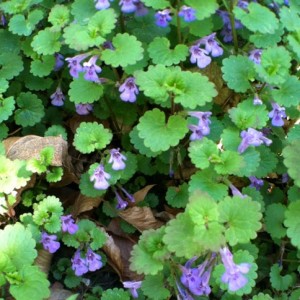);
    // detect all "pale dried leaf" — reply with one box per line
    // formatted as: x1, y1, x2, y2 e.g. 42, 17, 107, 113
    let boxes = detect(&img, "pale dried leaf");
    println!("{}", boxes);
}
119, 207, 163, 232
34, 249, 52, 275
133, 184, 155, 203
49, 283, 75, 300
71, 194, 103, 217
